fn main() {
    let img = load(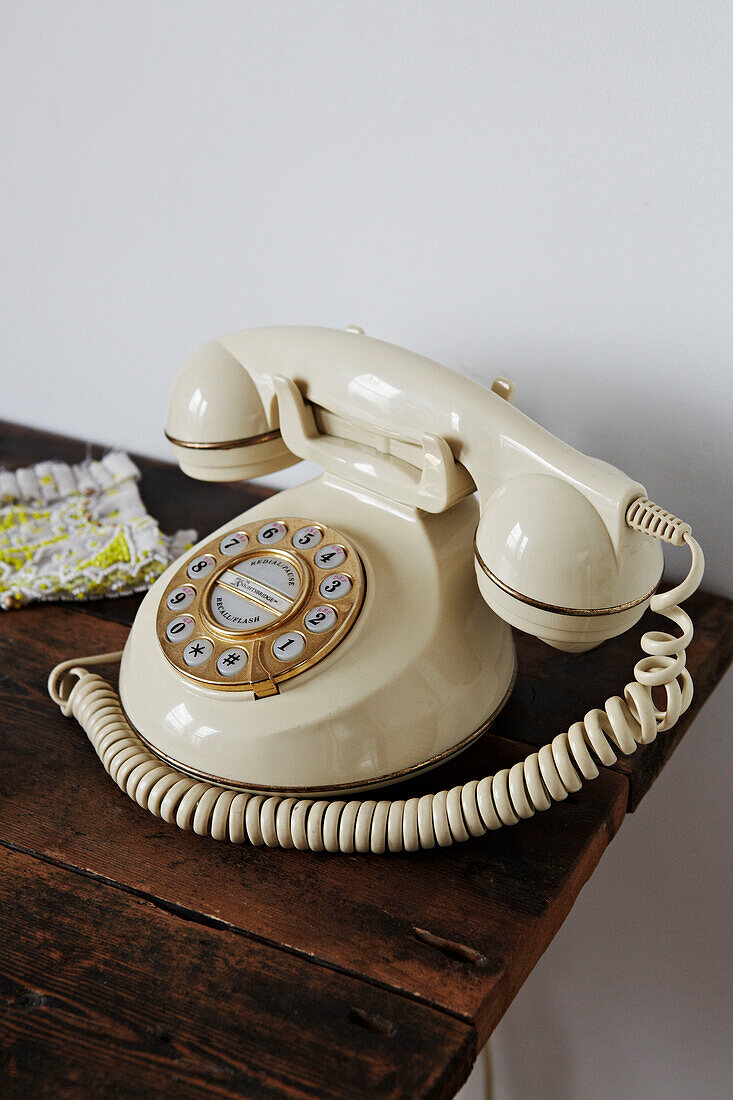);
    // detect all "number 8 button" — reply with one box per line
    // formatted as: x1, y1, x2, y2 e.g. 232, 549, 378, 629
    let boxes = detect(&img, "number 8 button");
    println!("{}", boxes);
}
187, 554, 216, 580
319, 573, 352, 599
